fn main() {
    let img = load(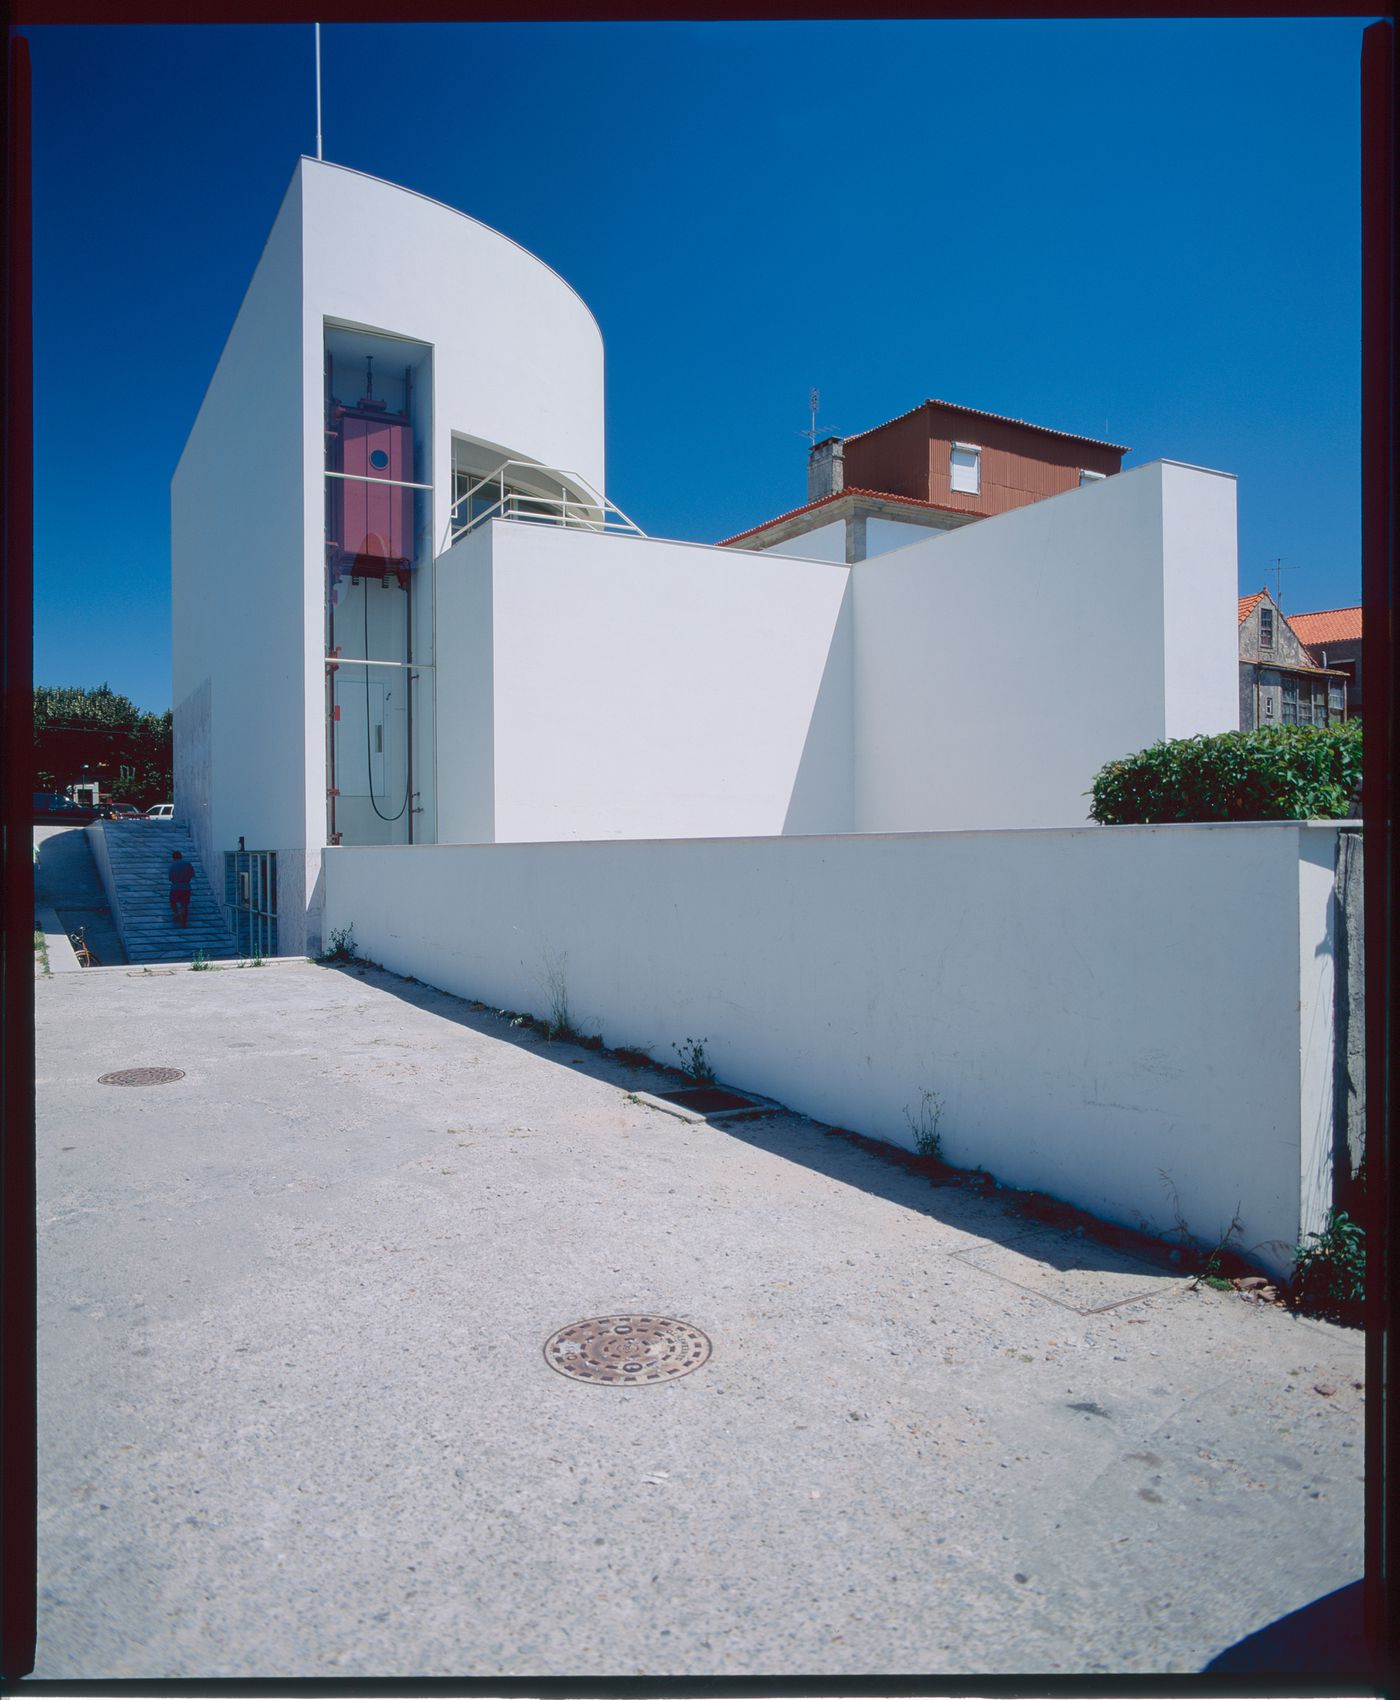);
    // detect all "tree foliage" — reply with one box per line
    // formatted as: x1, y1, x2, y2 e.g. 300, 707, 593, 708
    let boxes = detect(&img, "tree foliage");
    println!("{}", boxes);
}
1088, 723, 1362, 826
33, 683, 172, 807
33, 682, 145, 731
